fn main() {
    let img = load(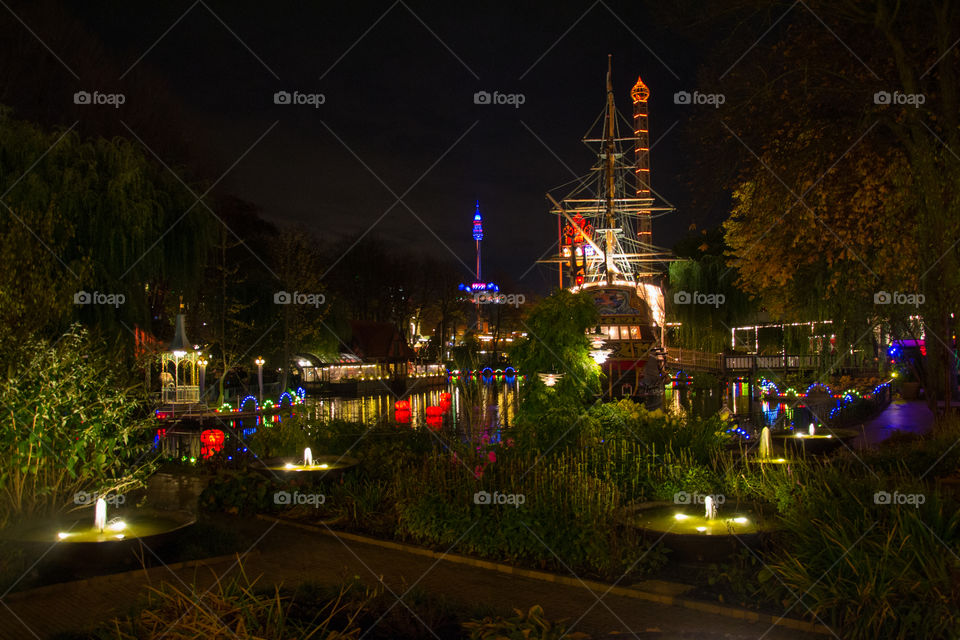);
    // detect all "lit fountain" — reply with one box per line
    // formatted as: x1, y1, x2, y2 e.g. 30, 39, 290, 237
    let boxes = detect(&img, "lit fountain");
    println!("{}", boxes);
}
773, 421, 857, 456
13, 493, 195, 578
628, 494, 774, 562
704, 495, 717, 520
257, 446, 358, 478
94, 497, 106, 533
753, 426, 789, 464
43, 496, 192, 544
